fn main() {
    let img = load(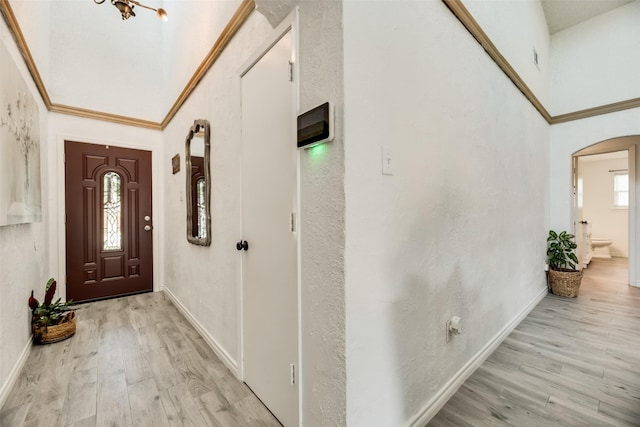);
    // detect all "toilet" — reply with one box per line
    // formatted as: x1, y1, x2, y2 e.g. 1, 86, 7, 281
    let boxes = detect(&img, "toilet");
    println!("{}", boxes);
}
591, 238, 613, 259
